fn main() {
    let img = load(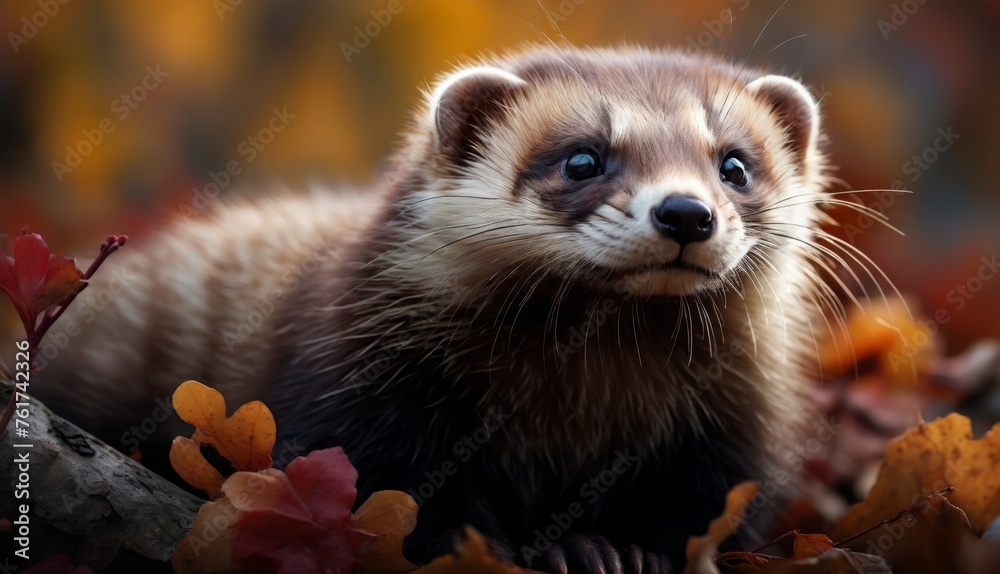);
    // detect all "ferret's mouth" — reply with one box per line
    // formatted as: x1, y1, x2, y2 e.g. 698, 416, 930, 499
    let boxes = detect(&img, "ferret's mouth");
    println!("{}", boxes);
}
619, 260, 717, 279
609, 259, 722, 296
